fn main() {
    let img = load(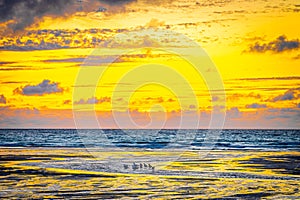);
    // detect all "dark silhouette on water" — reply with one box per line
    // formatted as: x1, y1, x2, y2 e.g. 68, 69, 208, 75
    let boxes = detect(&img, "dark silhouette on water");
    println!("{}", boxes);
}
132, 163, 139, 170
